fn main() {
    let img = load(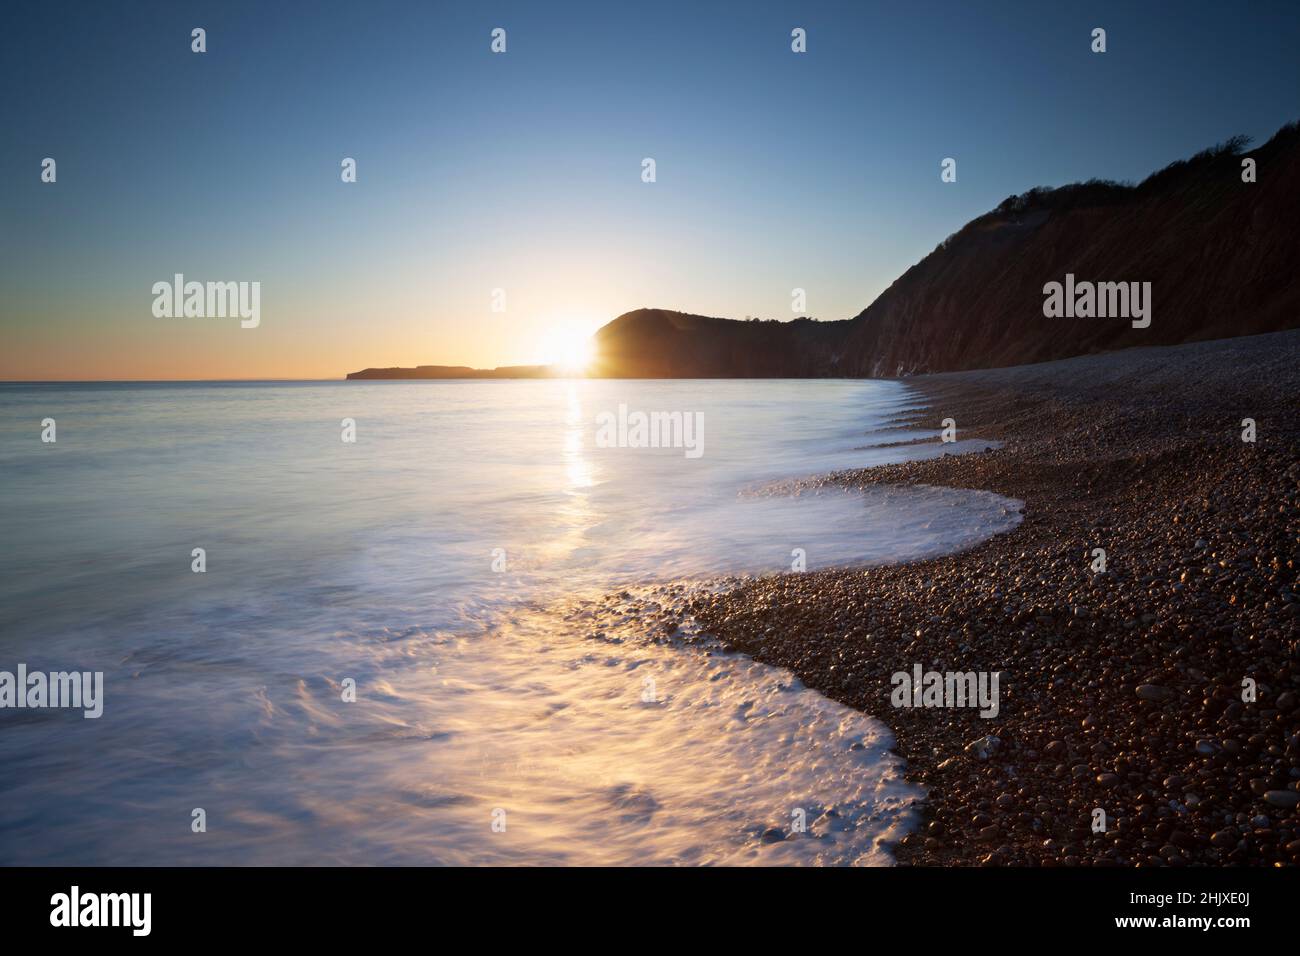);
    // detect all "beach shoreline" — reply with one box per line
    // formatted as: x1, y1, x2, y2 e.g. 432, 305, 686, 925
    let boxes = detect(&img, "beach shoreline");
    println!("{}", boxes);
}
691, 330, 1300, 866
